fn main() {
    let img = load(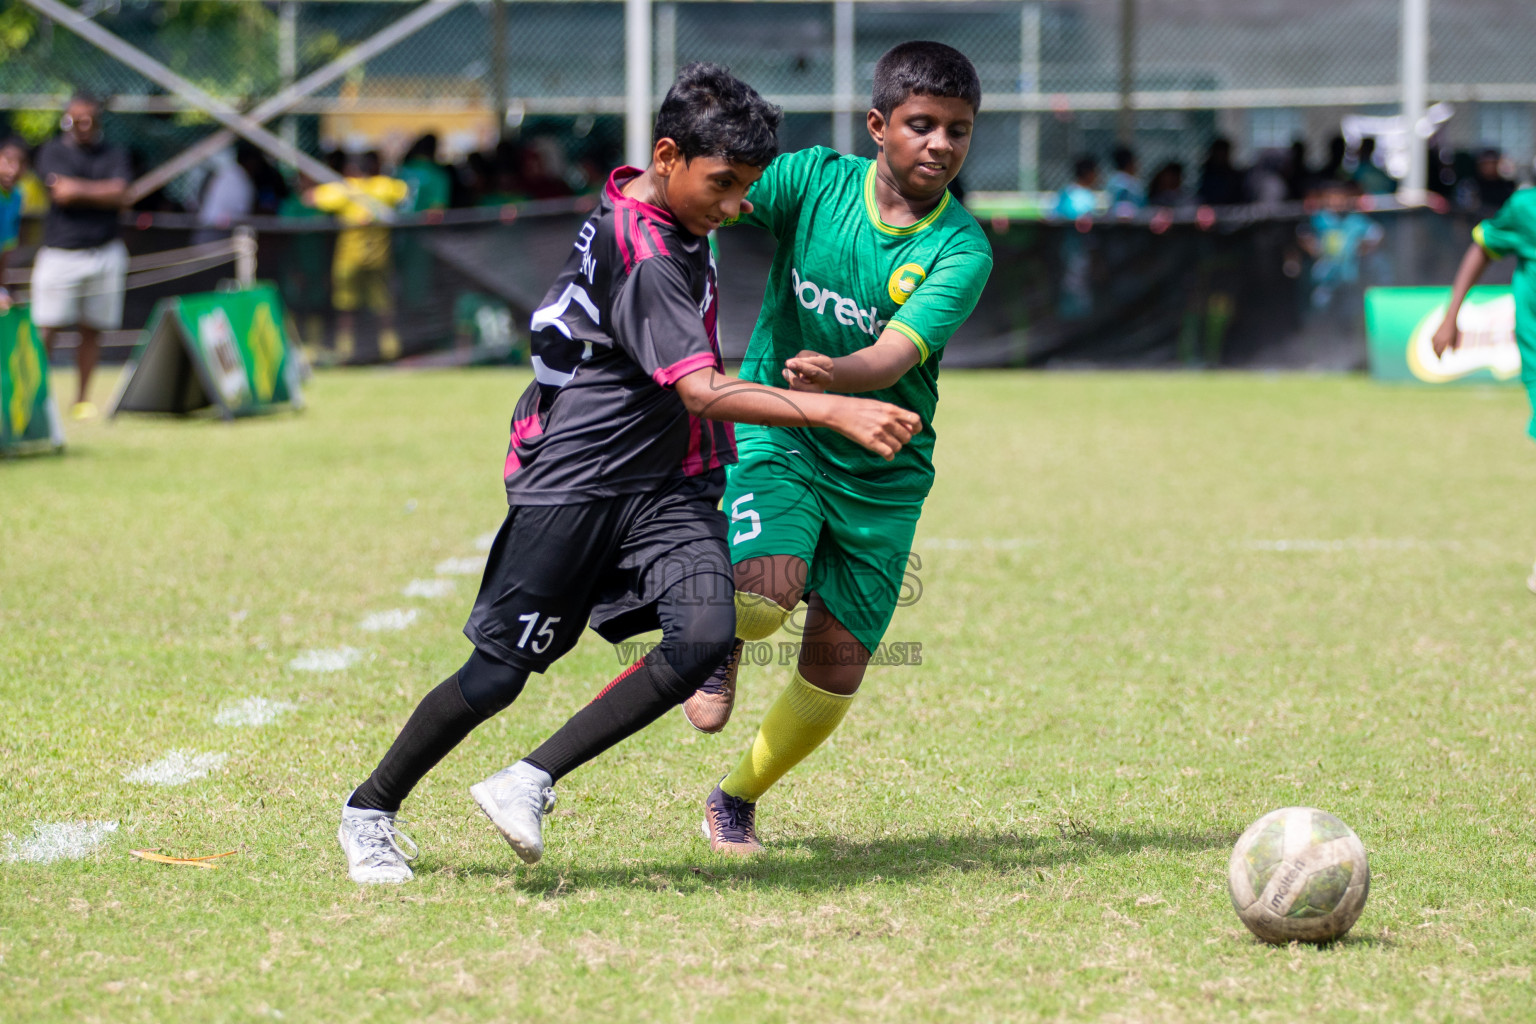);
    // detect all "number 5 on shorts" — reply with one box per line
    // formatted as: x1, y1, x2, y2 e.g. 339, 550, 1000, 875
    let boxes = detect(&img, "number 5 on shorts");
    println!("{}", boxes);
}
730, 493, 761, 545
516, 612, 562, 654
